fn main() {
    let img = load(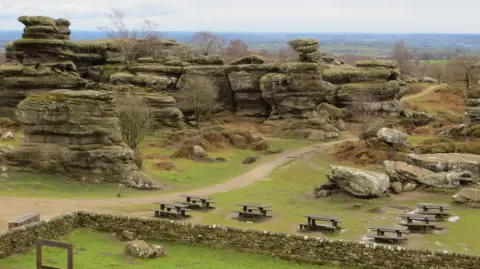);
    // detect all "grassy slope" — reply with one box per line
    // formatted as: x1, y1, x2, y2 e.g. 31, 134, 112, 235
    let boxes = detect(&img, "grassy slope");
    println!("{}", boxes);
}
0, 228, 344, 269
0, 134, 317, 199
